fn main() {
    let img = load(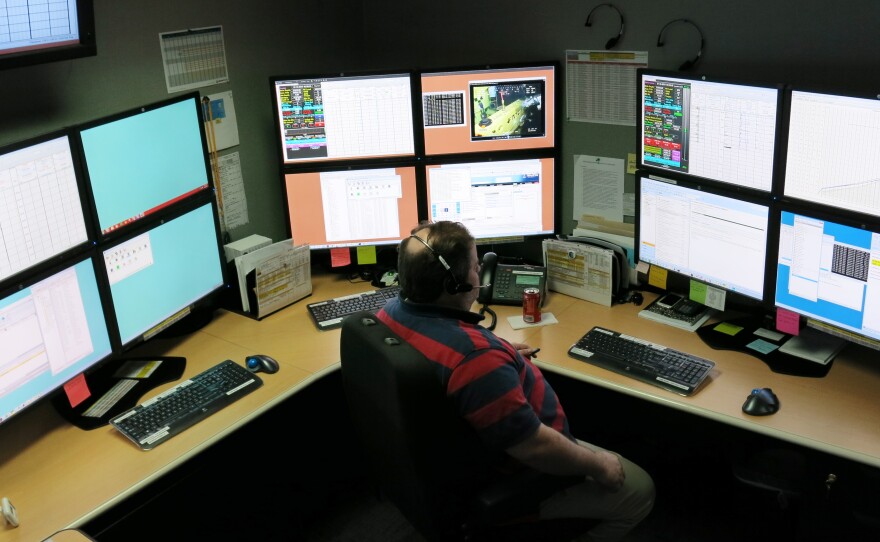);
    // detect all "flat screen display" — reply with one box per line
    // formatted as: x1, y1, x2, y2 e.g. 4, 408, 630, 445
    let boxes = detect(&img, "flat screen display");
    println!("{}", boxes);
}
0, 132, 90, 285
0, 0, 96, 70
637, 174, 770, 301
102, 201, 225, 348
783, 90, 880, 219
78, 93, 211, 236
775, 209, 880, 345
425, 157, 556, 242
638, 70, 780, 193
271, 72, 416, 165
0, 255, 112, 427
421, 64, 556, 156
283, 166, 420, 250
